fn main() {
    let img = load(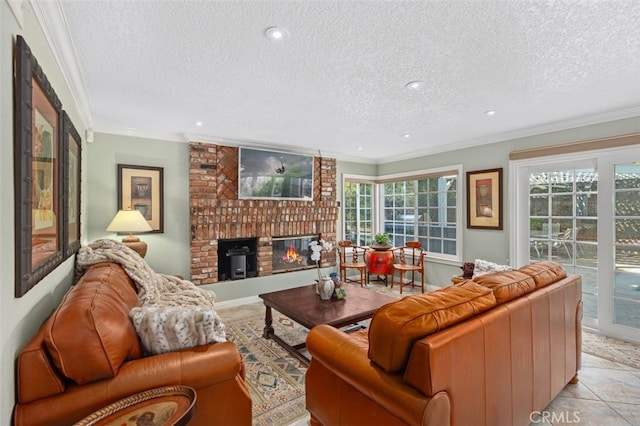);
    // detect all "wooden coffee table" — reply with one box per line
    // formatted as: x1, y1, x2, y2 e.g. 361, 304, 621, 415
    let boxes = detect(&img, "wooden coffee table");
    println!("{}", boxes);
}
259, 282, 395, 366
